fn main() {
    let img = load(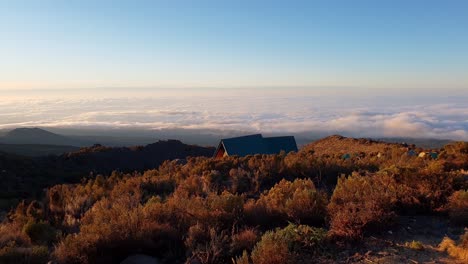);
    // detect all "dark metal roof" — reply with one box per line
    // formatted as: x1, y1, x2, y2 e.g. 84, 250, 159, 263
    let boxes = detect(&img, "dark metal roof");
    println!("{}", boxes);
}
214, 134, 298, 157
